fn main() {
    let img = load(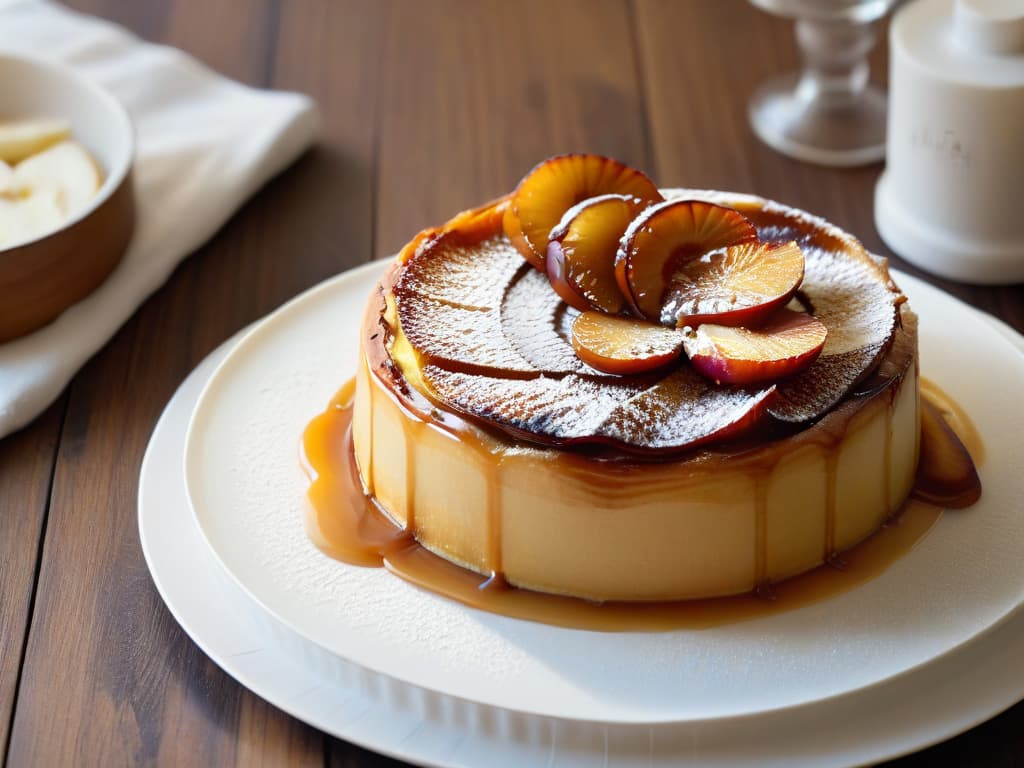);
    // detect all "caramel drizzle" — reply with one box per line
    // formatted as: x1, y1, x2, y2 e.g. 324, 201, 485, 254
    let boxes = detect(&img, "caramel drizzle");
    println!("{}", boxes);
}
484, 461, 503, 584
403, 418, 418, 532
884, 394, 894, 515
301, 384, 966, 632
824, 452, 838, 562
754, 472, 768, 591
363, 354, 375, 497
920, 377, 984, 464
